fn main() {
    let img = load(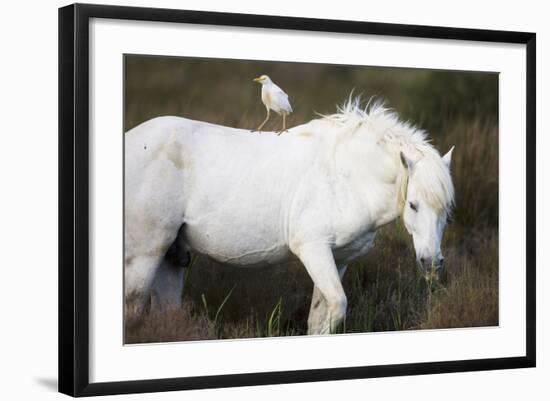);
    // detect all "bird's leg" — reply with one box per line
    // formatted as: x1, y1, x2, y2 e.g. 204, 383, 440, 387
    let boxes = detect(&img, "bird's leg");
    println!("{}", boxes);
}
277, 114, 288, 135
253, 109, 270, 133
